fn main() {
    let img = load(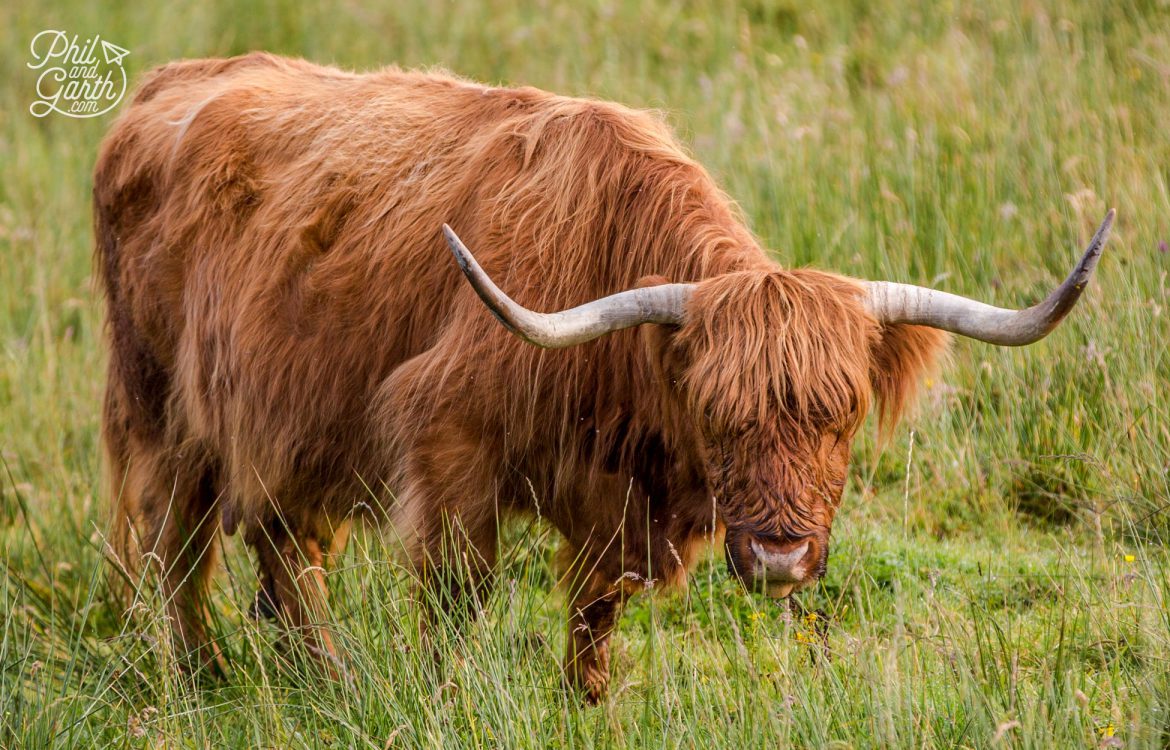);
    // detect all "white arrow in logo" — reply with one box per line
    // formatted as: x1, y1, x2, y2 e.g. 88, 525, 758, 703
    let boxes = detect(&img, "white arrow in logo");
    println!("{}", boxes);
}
100, 40, 130, 66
